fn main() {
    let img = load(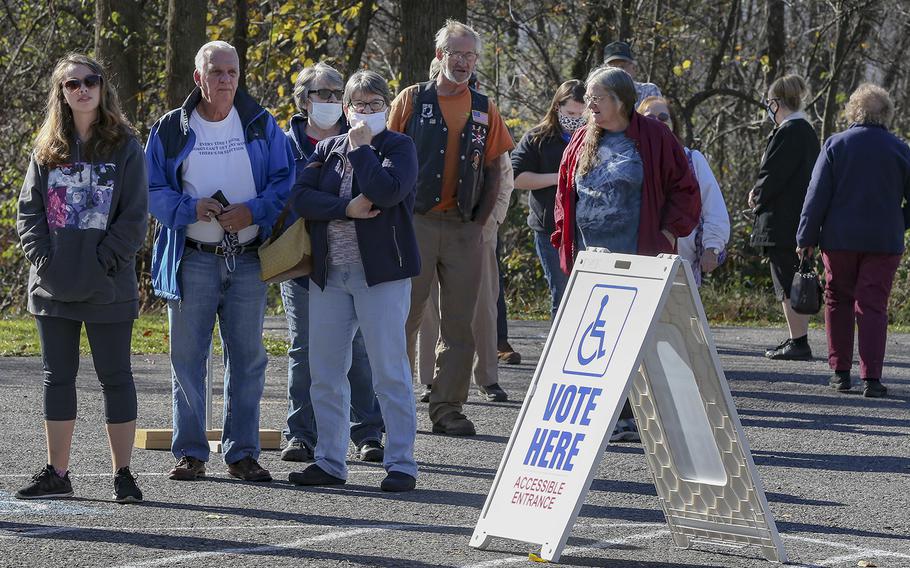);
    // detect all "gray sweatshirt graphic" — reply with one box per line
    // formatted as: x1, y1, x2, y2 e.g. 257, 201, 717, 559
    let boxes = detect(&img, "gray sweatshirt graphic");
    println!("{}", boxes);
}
17, 137, 149, 322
